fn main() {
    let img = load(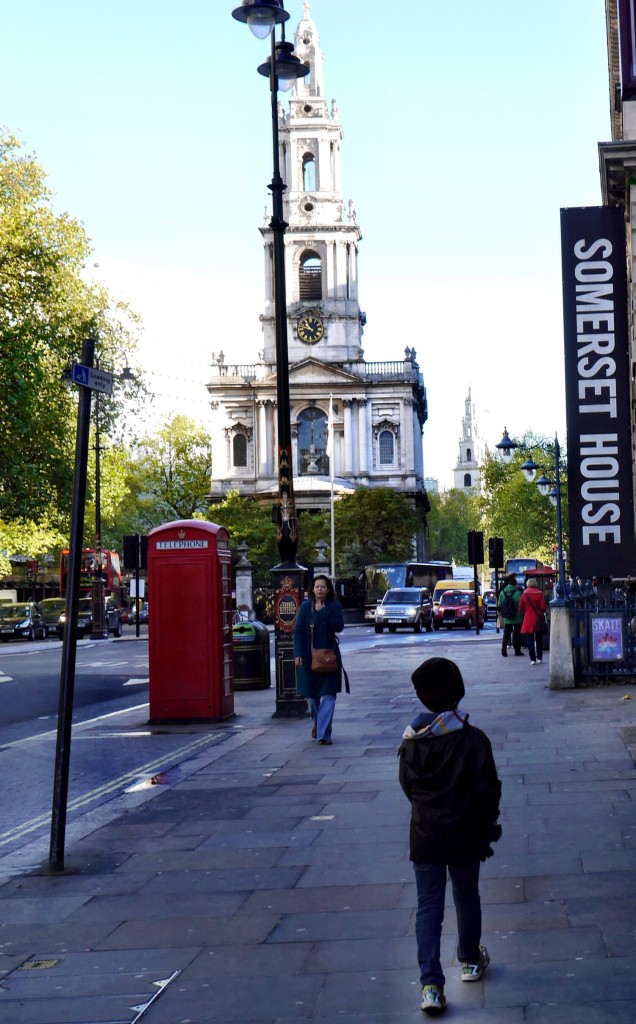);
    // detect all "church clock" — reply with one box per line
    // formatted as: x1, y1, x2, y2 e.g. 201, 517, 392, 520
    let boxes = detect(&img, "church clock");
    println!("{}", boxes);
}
297, 311, 324, 344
